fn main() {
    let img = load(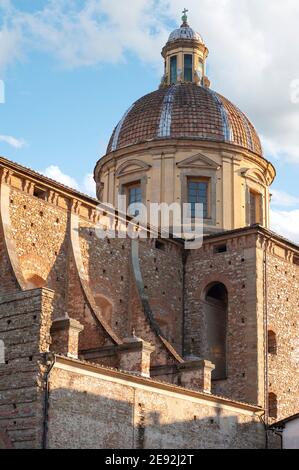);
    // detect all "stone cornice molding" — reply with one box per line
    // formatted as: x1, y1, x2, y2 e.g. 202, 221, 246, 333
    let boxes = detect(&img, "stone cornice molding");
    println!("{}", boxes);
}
0, 178, 29, 290
115, 159, 151, 178
177, 152, 221, 170
96, 139, 276, 184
